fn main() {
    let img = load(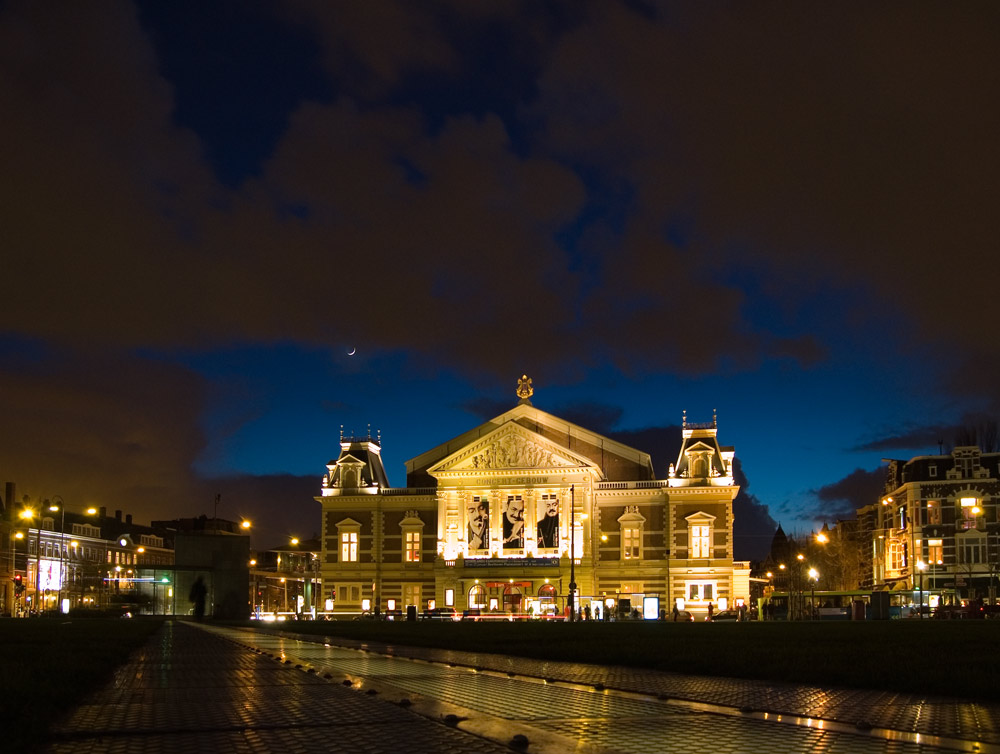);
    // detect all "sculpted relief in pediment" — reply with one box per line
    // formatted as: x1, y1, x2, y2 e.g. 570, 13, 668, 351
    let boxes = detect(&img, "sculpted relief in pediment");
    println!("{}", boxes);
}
470, 433, 572, 470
